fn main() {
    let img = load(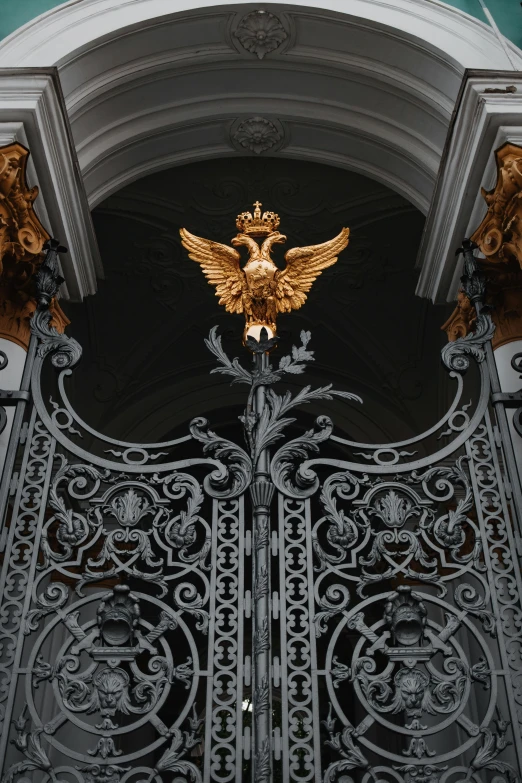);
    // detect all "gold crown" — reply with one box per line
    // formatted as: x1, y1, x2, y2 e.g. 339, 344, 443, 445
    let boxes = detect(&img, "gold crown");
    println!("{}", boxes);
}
236, 201, 280, 237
